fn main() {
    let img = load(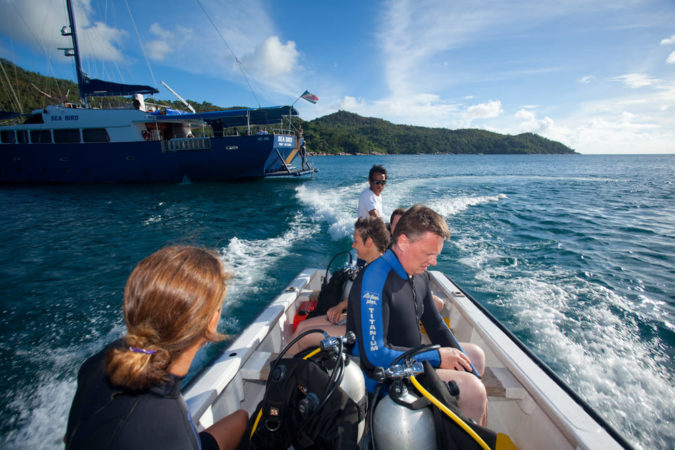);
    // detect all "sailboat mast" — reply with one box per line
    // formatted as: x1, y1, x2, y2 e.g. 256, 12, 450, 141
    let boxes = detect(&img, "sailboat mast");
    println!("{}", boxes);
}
61, 0, 87, 106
